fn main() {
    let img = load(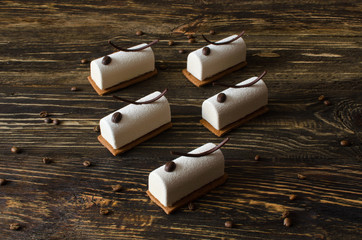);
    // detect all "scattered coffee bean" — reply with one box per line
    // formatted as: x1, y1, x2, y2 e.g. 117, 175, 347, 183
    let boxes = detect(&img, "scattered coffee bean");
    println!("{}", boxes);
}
188, 202, 195, 211
99, 208, 110, 215
111, 184, 123, 192
297, 174, 306, 180
323, 100, 331, 106
187, 34, 194, 39
168, 40, 175, 46
209, 30, 216, 35
224, 220, 233, 228
136, 30, 144, 36
254, 155, 260, 161
282, 210, 290, 218
283, 217, 292, 227
83, 160, 91, 167
0, 178, 6, 186
44, 117, 52, 123
165, 161, 176, 172
70, 86, 78, 91
11, 146, 20, 154
53, 119, 60, 125
340, 139, 350, 146
9, 223, 21, 230
318, 95, 325, 101
39, 111, 48, 118
42, 157, 51, 164
112, 112, 122, 123
178, 49, 186, 54
102, 56, 112, 65
202, 47, 210, 56
289, 194, 297, 201
188, 38, 196, 43
159, 64, 168, 70
81, 58, 89, 64
93, 125, 100, 132
217, 93, 226, 103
